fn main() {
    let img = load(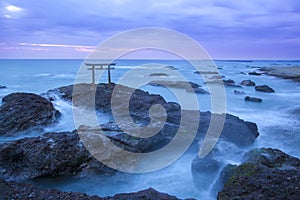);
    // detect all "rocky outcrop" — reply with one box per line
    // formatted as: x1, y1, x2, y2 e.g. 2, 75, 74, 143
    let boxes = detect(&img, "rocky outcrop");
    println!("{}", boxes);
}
192, 113, 259, 192
47, 83, 181, 124
0, 131, 114, 180
148, 80, 209, 94
0, 178, 183, 200
217, 148, 300, 200
245, 96, 262, 103
260, 66, 300, 82
0, 93, 60, 136
255, 85, 275, 93
240, 80, 255, 86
